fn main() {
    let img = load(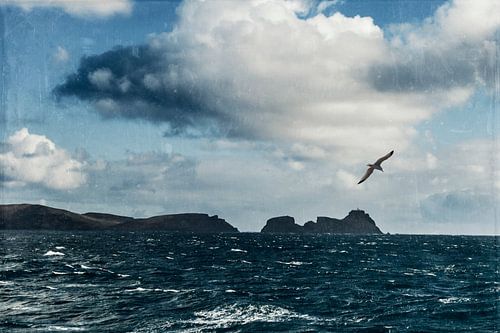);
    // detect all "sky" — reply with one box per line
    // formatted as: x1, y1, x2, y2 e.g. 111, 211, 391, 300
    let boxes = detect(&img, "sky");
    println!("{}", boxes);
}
0, 0, 498, 234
